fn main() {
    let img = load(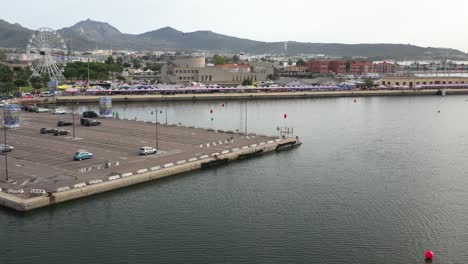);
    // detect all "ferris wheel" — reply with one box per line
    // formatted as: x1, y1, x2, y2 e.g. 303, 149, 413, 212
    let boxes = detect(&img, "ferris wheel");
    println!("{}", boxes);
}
26, 28, 67, 82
